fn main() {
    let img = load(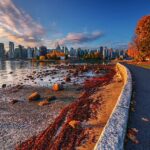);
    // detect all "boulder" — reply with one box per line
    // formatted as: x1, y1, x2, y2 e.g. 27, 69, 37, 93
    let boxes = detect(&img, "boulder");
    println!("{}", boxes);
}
52, 83, 63, 91
28, 92, 40, 101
